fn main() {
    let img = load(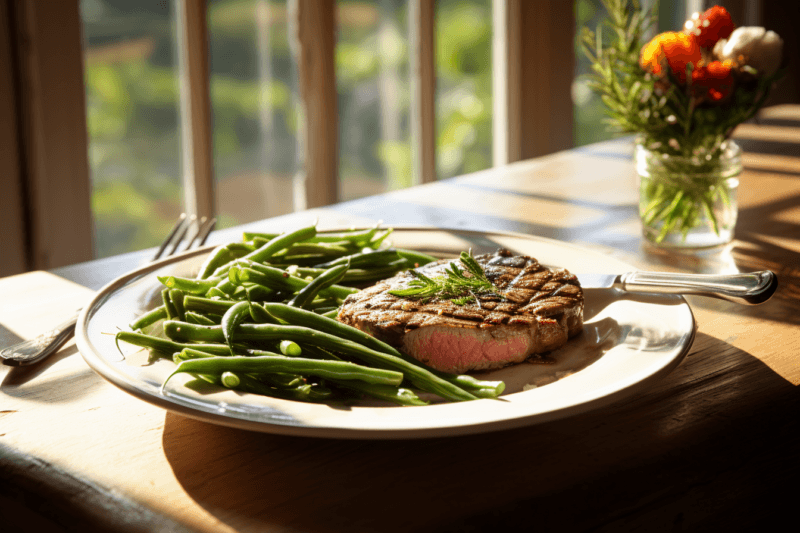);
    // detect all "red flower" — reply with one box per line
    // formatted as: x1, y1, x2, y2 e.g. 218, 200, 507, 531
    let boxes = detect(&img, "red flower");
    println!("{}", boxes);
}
640, 32, 702, 82
685, 6, 735, 48
692, 60, 735, 101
